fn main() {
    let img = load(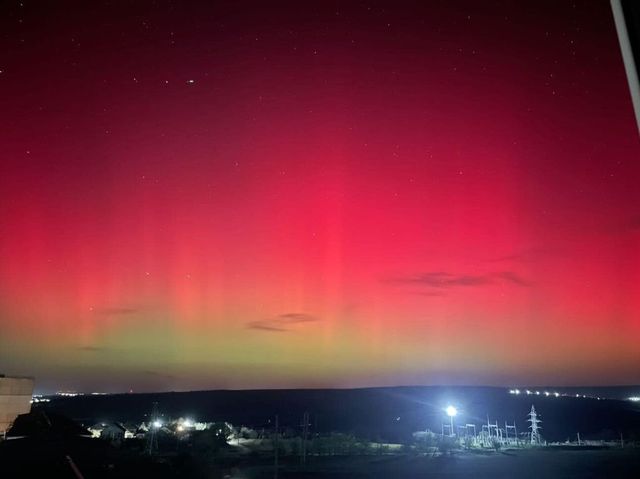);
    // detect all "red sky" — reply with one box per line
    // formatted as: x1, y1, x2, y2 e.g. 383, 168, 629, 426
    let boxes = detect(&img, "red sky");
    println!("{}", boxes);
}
1, 0, 639, 393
